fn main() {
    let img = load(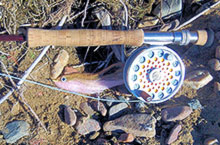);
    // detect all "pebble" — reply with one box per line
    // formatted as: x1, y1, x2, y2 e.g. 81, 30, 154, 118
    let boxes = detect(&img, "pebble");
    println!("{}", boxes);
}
96, 138, 111, 145
89, 132, 100, 140
204, 137, 219, 145
103, 114, 156, 137
50, 49, 69, 79
184, 70, 213, 90
161, 106, 192, 122
90, 101, 107, 116
188, 99, 203, 110
75, 117, 101, 135
214, 82, 220, 96
138, 16, 159, 28
208, 59, 220, 71
118, 133, 134, 143
64, 106, 77, 126
215, 46, 220, 59
166, 124, 182, 144
1, 120, 30, 144
108, 103, 129, 120
80, 102, 96, 116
